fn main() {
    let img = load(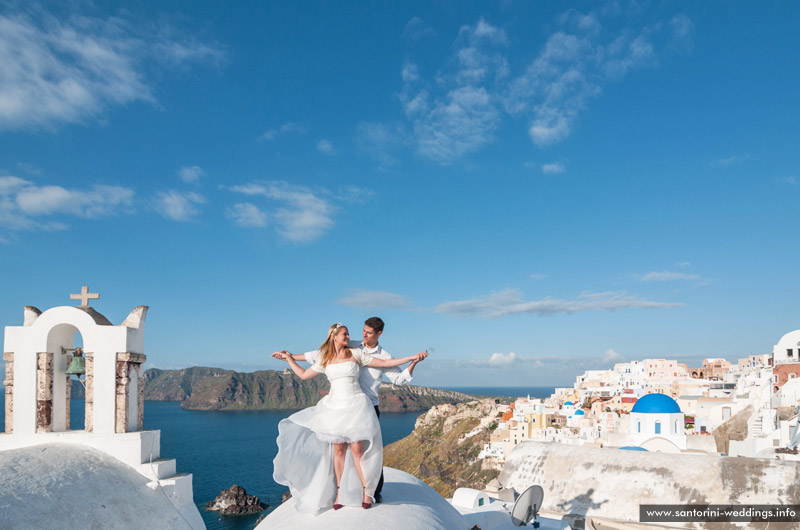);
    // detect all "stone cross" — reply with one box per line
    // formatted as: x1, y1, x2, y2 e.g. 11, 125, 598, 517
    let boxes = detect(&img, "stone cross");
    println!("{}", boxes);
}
70, 286, 100, 307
